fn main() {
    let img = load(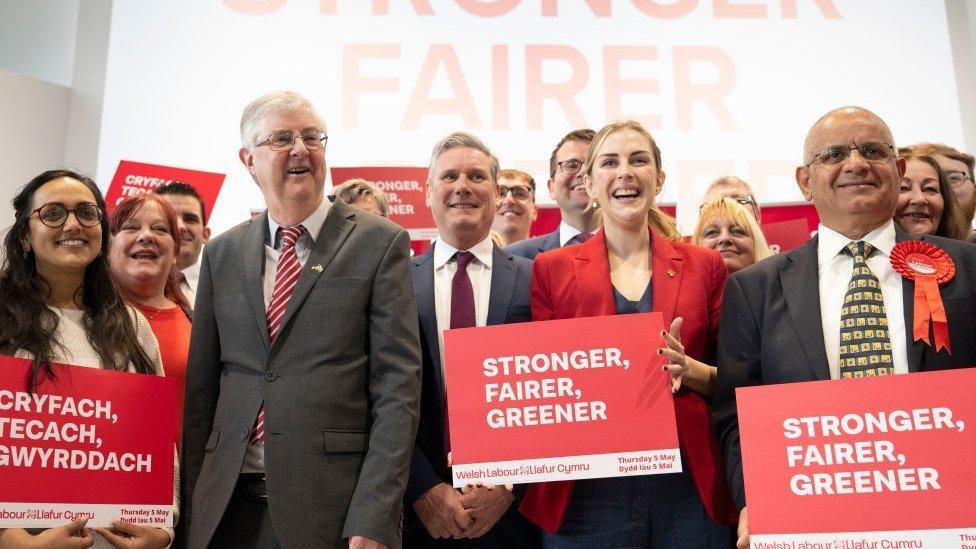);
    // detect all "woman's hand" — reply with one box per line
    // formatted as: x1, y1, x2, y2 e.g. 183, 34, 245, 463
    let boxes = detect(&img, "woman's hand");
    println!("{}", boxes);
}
659, 317, 688, 393
0, 519, 94, 548
91, 522, 170, 549
658, 317, 717, 397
